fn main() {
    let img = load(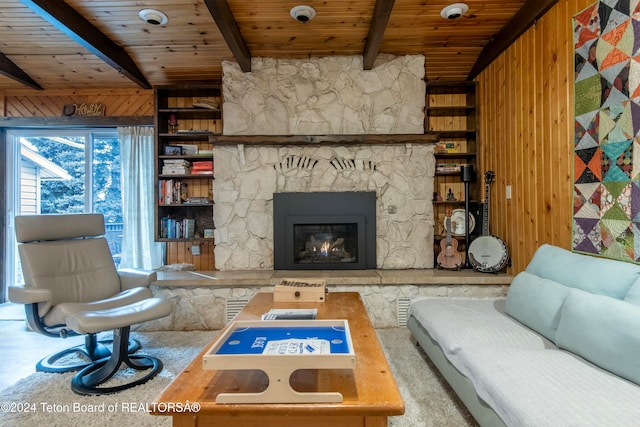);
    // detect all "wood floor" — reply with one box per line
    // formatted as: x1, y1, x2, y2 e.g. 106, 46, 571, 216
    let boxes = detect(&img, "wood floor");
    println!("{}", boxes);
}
0, 303, 86, 391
